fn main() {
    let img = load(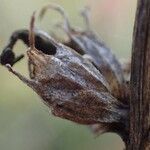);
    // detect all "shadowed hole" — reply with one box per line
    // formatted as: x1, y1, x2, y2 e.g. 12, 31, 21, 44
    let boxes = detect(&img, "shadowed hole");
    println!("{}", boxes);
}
35, 35, 57, 55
